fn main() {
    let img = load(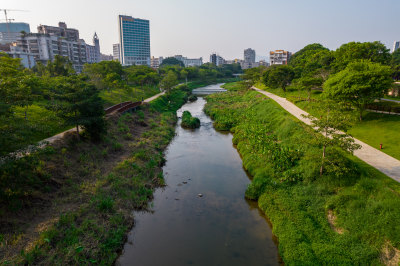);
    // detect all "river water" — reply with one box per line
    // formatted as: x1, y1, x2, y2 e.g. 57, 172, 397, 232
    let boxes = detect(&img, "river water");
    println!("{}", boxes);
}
117, 84, 280, 266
